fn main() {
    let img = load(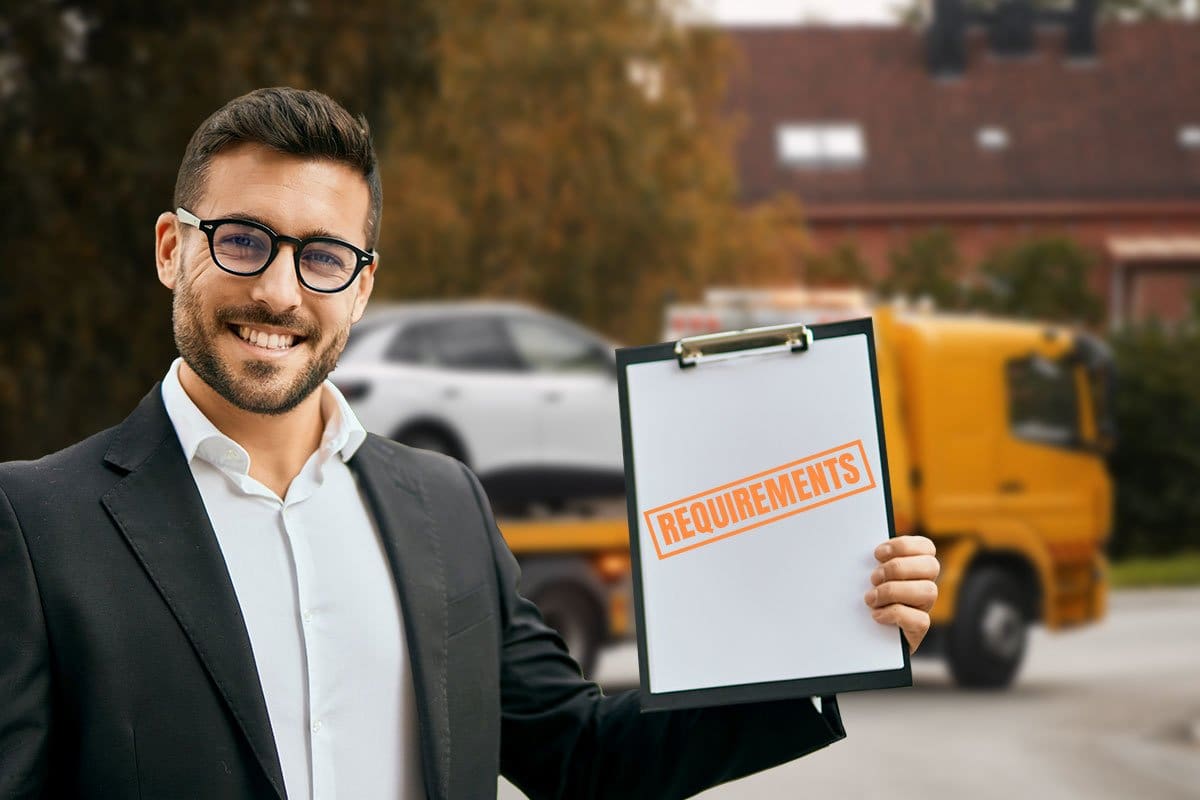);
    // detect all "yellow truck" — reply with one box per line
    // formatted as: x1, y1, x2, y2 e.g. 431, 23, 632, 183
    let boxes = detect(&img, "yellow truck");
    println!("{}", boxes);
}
499, 303, 1115, 688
